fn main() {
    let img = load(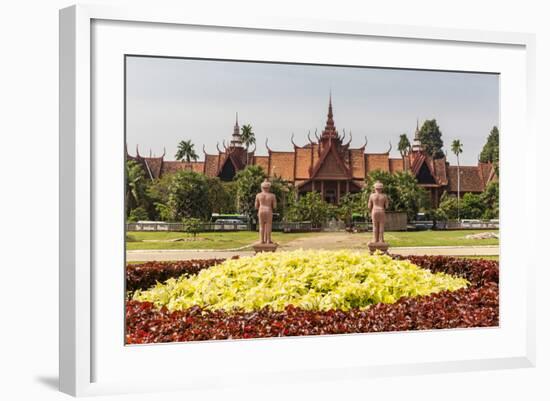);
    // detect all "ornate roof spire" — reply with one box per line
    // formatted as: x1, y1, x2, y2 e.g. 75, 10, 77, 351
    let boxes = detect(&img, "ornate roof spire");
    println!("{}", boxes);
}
230, 112, 243, 147
323, 92, 337, 137
412, 118, 423, 152
233, 112, 240, 136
